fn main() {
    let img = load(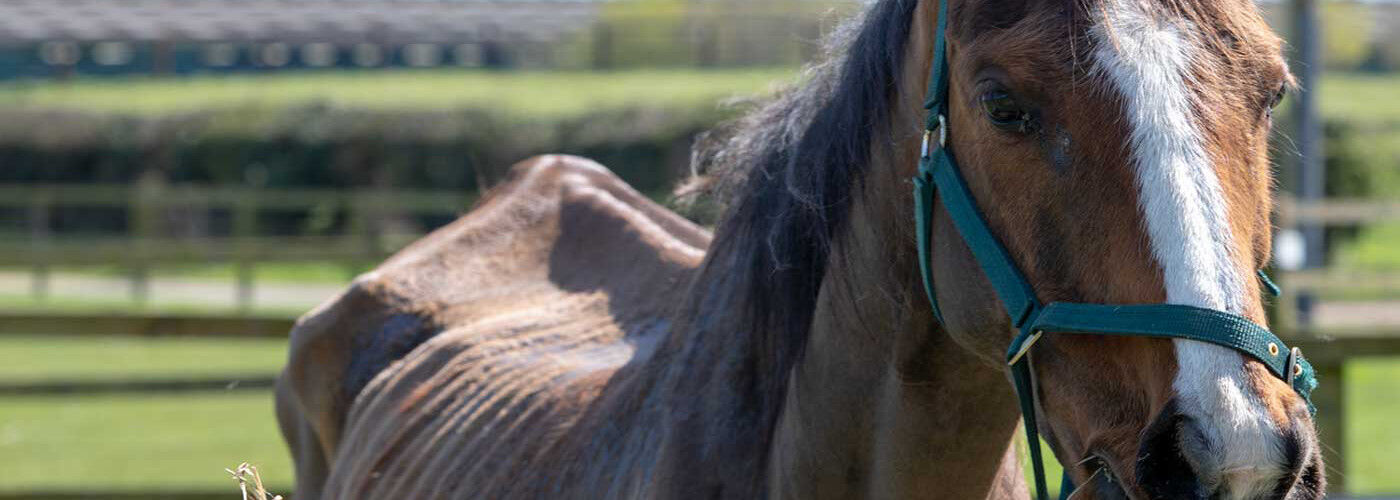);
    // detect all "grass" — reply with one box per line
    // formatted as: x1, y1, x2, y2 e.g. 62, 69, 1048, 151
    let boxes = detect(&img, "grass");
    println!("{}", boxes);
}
1, 262, 364, 285
1317, 73, 1400, 123
0, 333, 1391, 494
0, 293, 311, 318
1337, 223, 1400, 272
0, 335, 286, 383
1345, 358, 1400, 494
0, 69, 1385, 121
0, 392, 292, 493
0, 68, 798, 118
